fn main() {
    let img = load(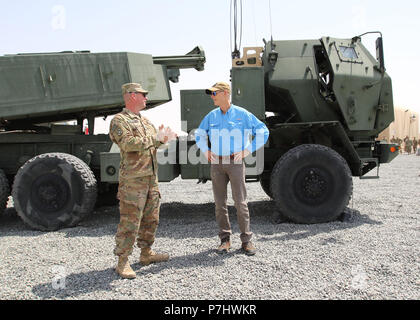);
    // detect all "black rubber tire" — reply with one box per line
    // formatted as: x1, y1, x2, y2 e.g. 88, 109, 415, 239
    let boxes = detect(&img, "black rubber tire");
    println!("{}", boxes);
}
0, 169, 10, 215
270, 144, 353, 224
260, 176, 273, 199
12, 153, 97, 231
